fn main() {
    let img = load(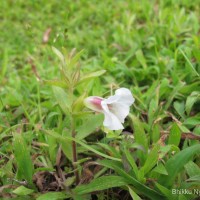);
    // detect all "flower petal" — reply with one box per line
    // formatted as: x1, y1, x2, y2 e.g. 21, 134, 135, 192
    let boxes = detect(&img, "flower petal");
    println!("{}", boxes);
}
110, 102, 130, 123
84, 88, 134, 131
115, 88, 135, 106
101, 101, 124, 130
103, 88, 134, 106
84, 96, 104, 112
101, 88, 134, 124
102, 95, 120, 104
